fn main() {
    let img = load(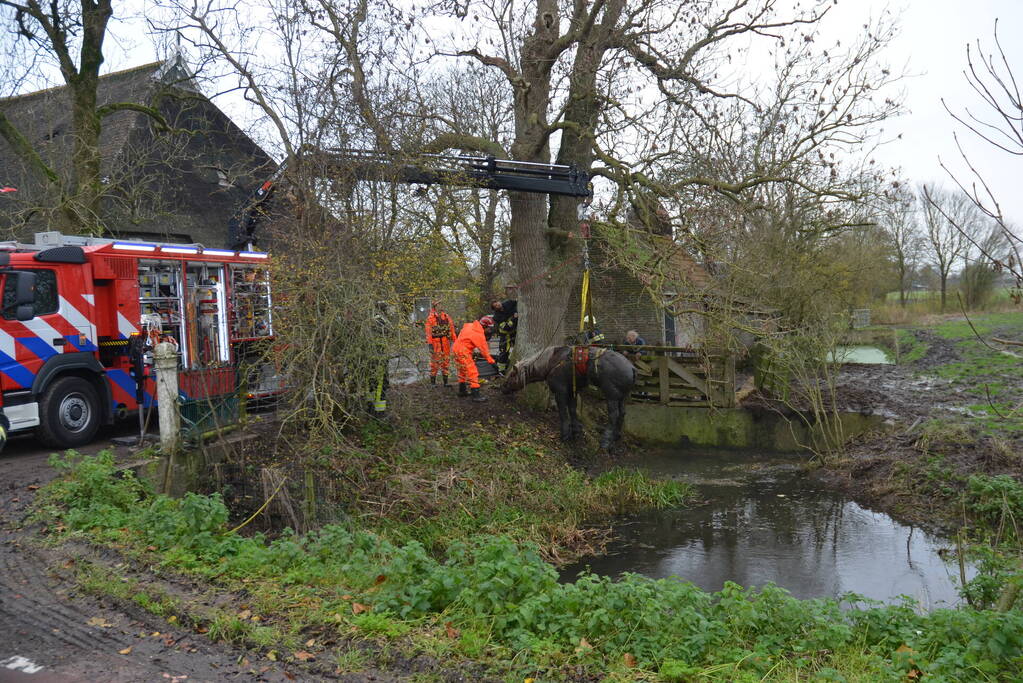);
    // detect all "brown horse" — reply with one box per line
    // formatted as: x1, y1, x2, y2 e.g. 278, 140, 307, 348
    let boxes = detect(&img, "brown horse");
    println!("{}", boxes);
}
502, 346, 635, 449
